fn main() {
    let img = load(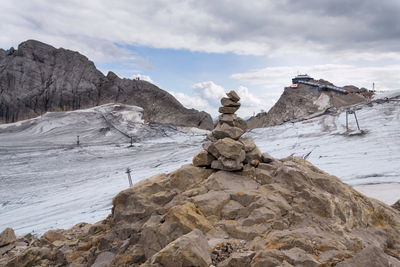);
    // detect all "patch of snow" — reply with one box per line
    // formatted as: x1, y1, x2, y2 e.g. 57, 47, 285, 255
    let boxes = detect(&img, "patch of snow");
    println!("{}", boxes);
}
313, 93, 330, 110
